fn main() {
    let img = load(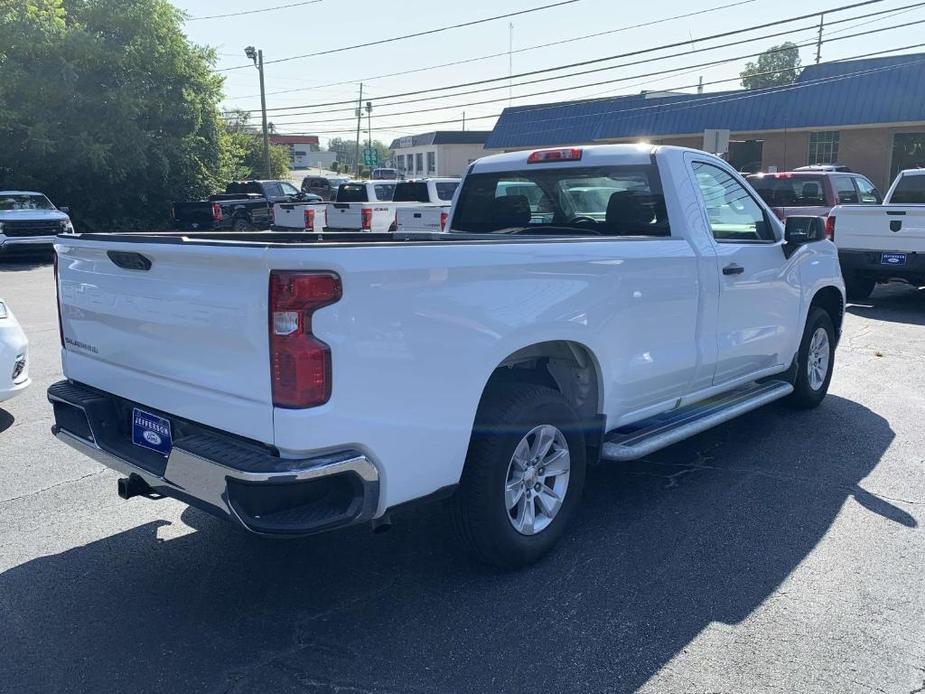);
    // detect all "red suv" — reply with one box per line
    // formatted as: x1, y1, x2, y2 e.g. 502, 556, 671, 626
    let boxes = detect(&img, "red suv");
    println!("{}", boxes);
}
746, 171, 882, 230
